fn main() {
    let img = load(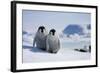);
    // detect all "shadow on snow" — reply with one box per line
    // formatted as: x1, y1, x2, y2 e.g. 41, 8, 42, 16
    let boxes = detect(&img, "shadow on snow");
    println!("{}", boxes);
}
22, 45, 47, 53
